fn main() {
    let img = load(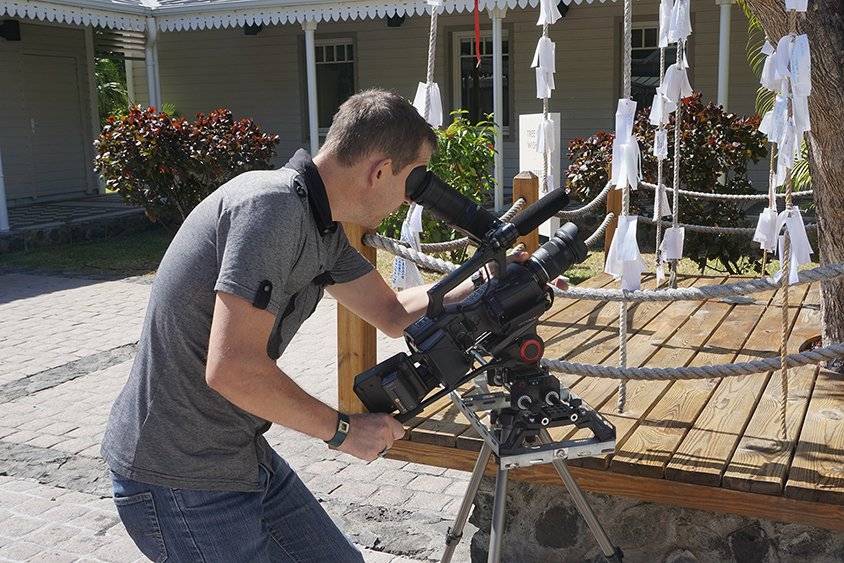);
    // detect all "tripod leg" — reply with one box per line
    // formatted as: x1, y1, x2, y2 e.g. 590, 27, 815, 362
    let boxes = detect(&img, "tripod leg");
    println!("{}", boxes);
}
539, 429, 623, 562
487, 465, 508, 563
441, 442, 493, 563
